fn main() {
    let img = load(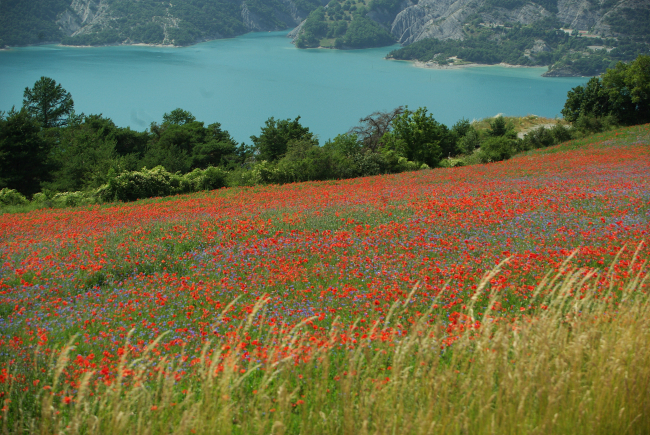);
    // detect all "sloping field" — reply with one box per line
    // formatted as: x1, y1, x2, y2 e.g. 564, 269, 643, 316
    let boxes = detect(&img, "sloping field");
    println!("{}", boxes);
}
1, 125, 649, 433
